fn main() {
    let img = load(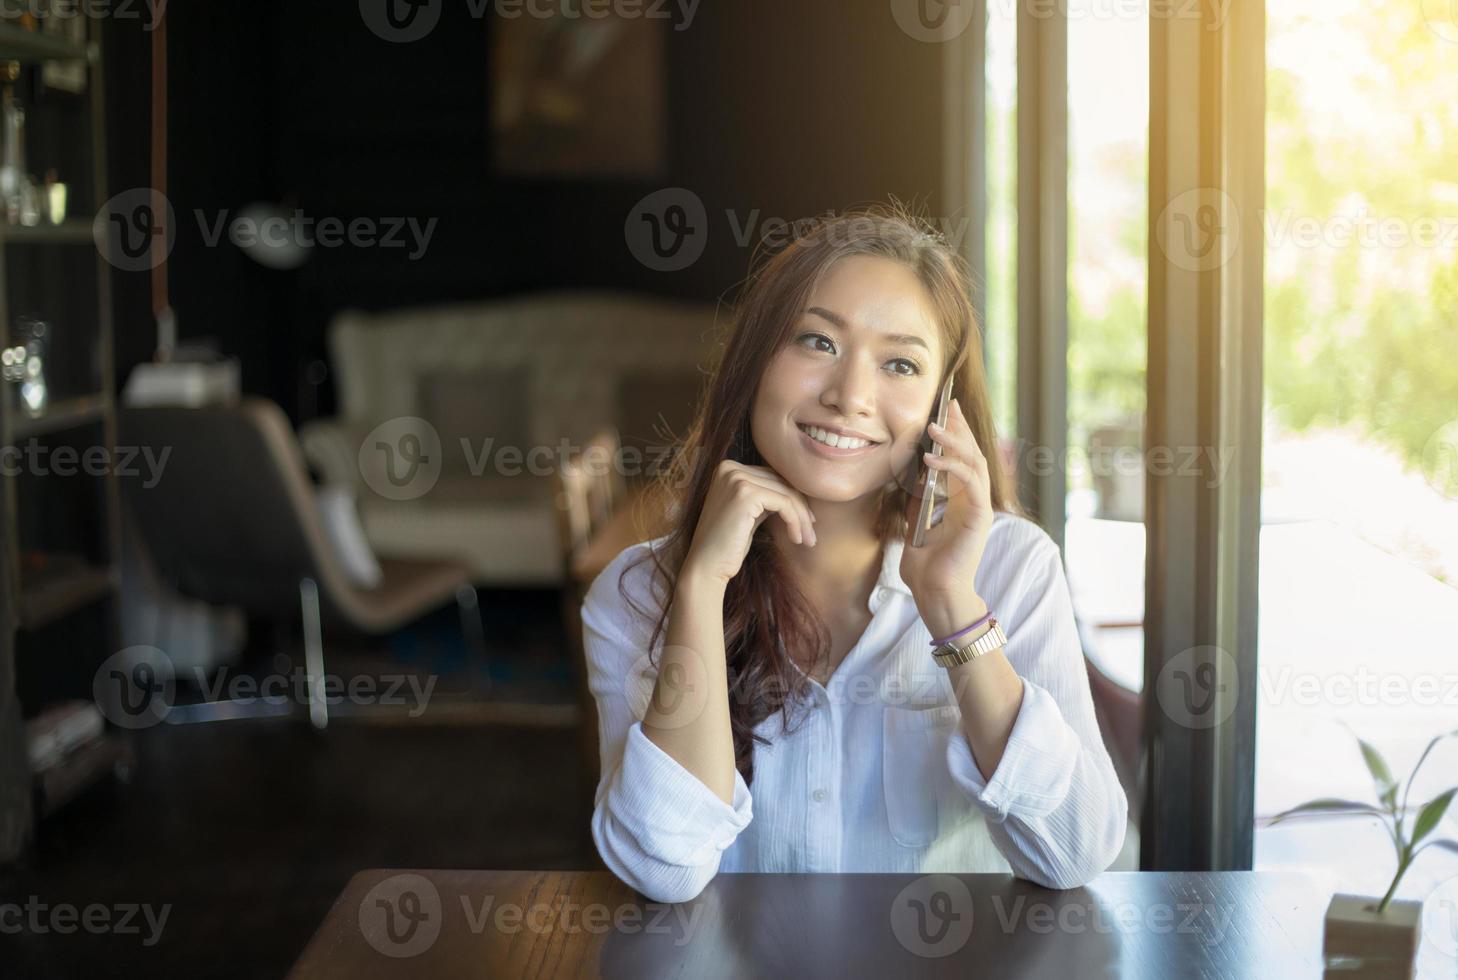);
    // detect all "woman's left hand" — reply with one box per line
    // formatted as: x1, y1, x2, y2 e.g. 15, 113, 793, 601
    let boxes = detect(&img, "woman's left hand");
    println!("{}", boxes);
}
898, 397, 995, 609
